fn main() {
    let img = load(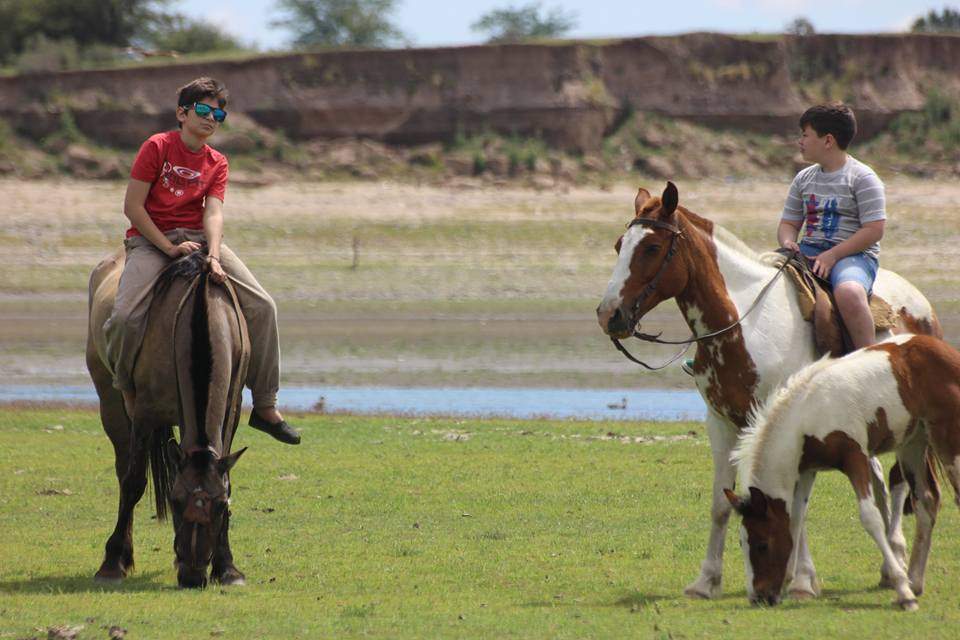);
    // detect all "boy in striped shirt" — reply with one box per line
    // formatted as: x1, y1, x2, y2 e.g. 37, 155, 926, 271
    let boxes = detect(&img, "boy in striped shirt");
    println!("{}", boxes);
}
778, 103, 886, 349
